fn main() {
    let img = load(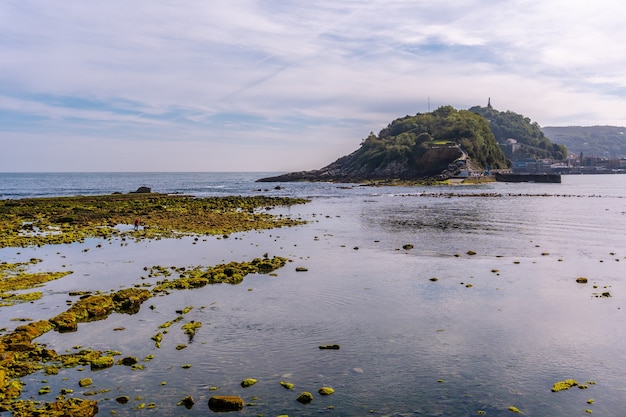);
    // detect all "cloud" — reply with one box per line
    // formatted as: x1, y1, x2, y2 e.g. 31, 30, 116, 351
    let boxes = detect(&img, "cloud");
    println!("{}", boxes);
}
1, 0, 625, 171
